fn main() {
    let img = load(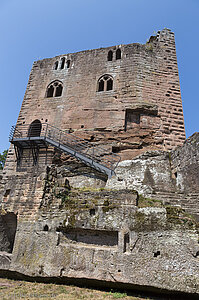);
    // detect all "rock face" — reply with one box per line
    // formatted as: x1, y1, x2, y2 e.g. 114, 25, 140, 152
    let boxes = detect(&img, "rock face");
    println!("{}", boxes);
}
3, 193, 199, 296
107, 132, 199, 219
